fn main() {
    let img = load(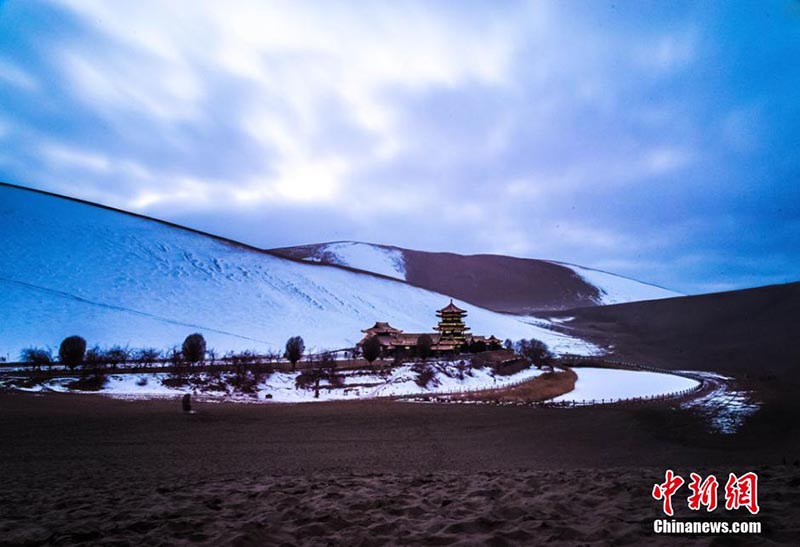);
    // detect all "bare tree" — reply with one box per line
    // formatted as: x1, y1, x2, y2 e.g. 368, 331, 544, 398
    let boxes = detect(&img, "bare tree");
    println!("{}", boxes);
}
514, 338, 553, 369
135, 348, 161, 369
20, 347, 52, 372
295, 352, 342, 398
102, 346, 129, 370
84, 346, 104, 375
